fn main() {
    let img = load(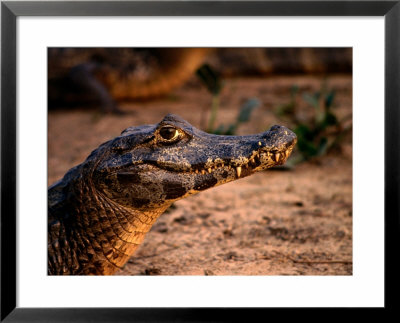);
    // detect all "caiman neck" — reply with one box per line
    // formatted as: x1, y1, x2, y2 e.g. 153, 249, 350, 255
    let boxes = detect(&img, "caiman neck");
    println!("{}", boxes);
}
48, 175, 169, 275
